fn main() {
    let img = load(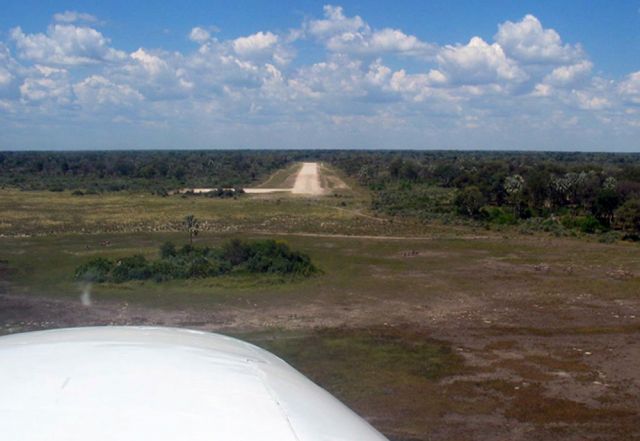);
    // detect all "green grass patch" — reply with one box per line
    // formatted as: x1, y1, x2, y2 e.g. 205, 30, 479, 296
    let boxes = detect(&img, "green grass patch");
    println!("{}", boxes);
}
257, 163, 302, 188
242, 327, 465, 403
